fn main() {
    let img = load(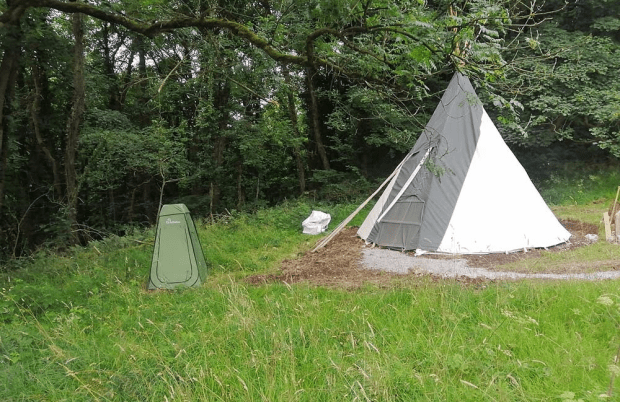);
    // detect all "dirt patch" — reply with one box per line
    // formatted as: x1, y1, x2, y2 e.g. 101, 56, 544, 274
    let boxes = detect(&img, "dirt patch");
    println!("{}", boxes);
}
245, 227, 404, 288
245, 220, 610, 288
